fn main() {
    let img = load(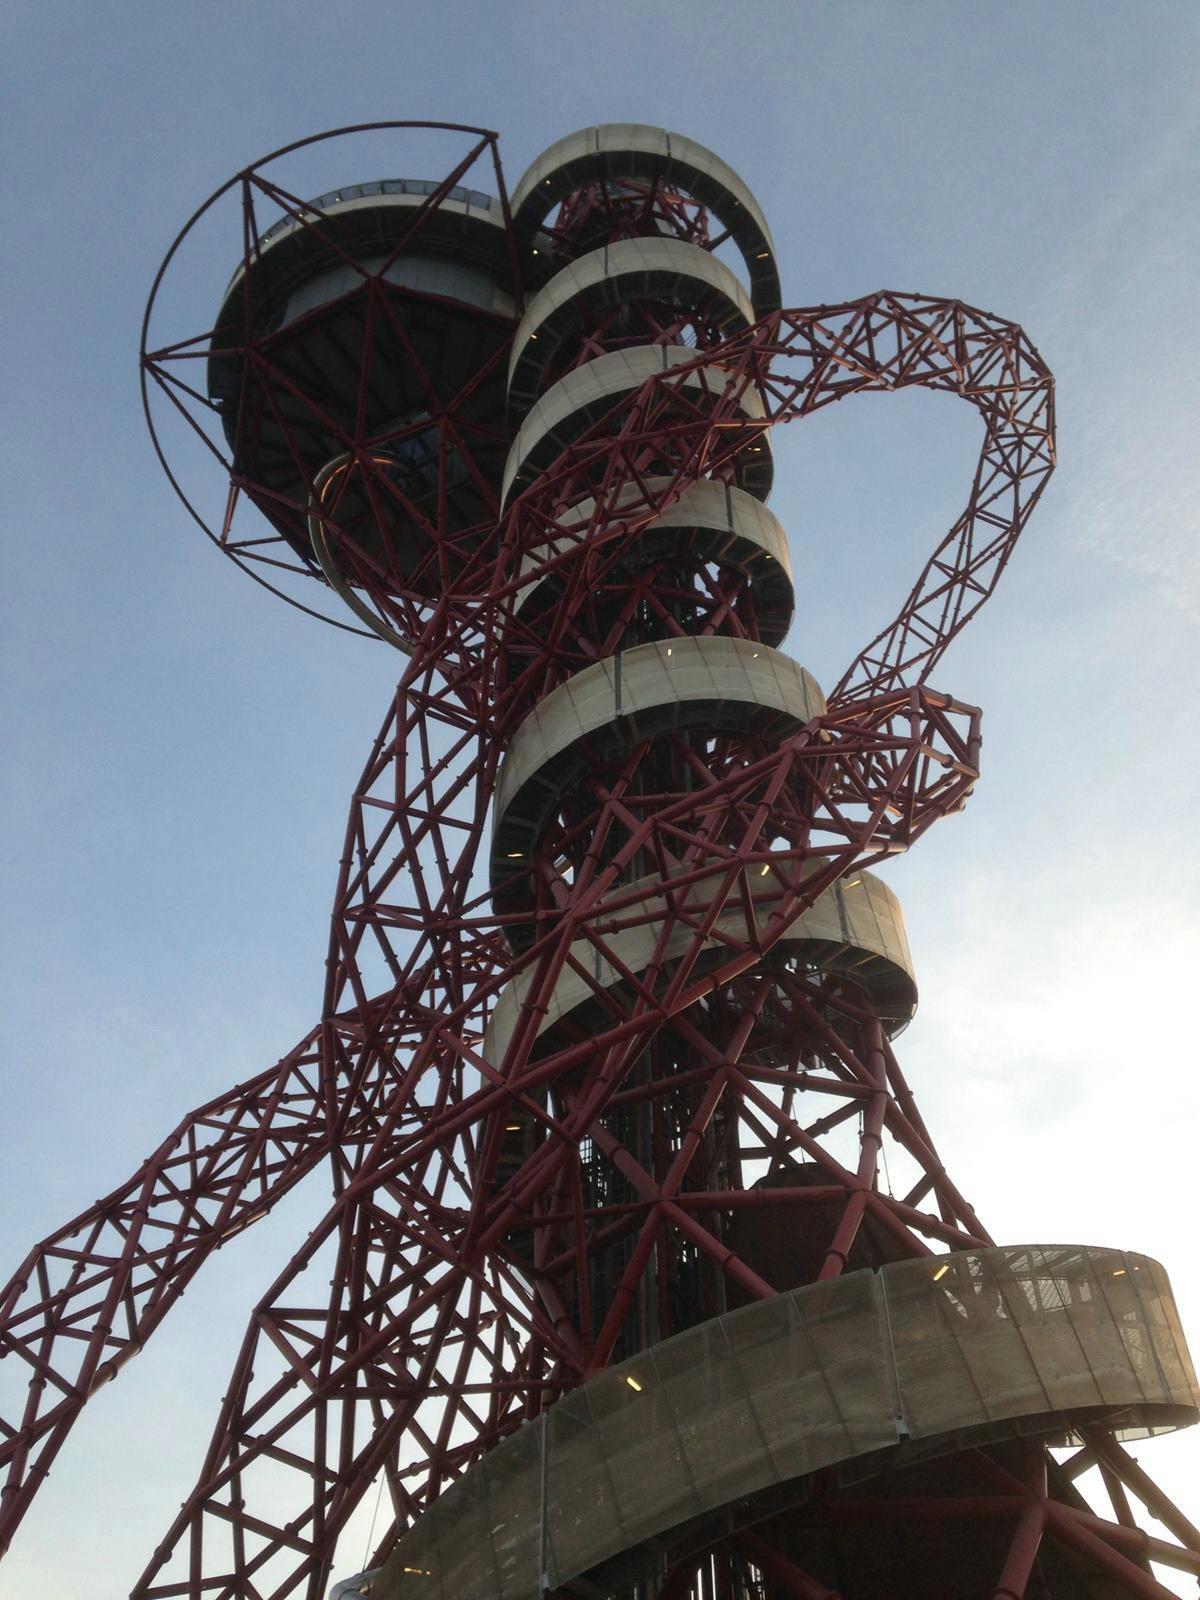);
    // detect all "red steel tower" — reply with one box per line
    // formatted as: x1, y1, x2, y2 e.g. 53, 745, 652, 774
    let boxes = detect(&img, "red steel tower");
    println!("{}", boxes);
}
2, 121, 1198, 1600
